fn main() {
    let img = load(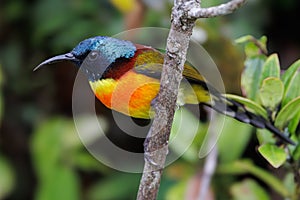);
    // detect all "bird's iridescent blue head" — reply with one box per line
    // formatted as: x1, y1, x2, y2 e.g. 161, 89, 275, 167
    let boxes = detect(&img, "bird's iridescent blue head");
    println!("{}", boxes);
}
35, 36, 137, 81
71, 36, 136, 64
